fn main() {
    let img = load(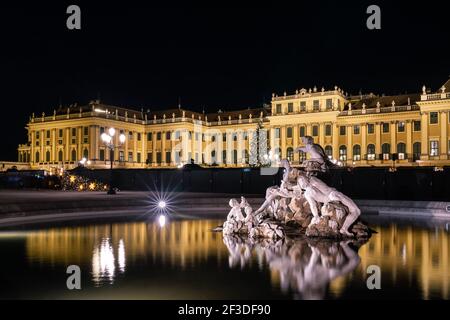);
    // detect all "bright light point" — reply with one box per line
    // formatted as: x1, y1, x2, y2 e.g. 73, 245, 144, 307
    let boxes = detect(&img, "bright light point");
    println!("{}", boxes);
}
108, 127, 116, 137
101, 132, 111, 143
87, 160, 91, 165
158, 215, 166, 227
177, 163, 184, 169
119, 133, 126, 144
158, 201, 166, 209
94, 108, 106, 113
